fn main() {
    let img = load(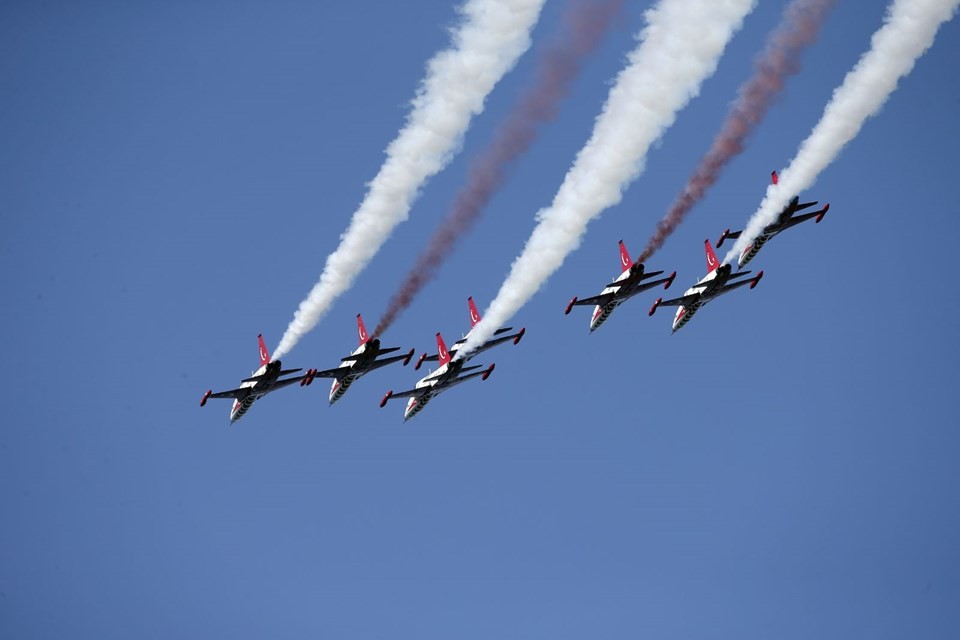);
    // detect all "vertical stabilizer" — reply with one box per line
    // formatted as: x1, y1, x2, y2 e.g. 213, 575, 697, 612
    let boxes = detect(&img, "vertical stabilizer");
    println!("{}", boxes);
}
257, 334, 271, 366
357, 314, 370, 345
468, 297, 481, 327
704, 239, 720, 274
771, 170, 779, 185
618, 239, 633, 273
436, 333, 452, 367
